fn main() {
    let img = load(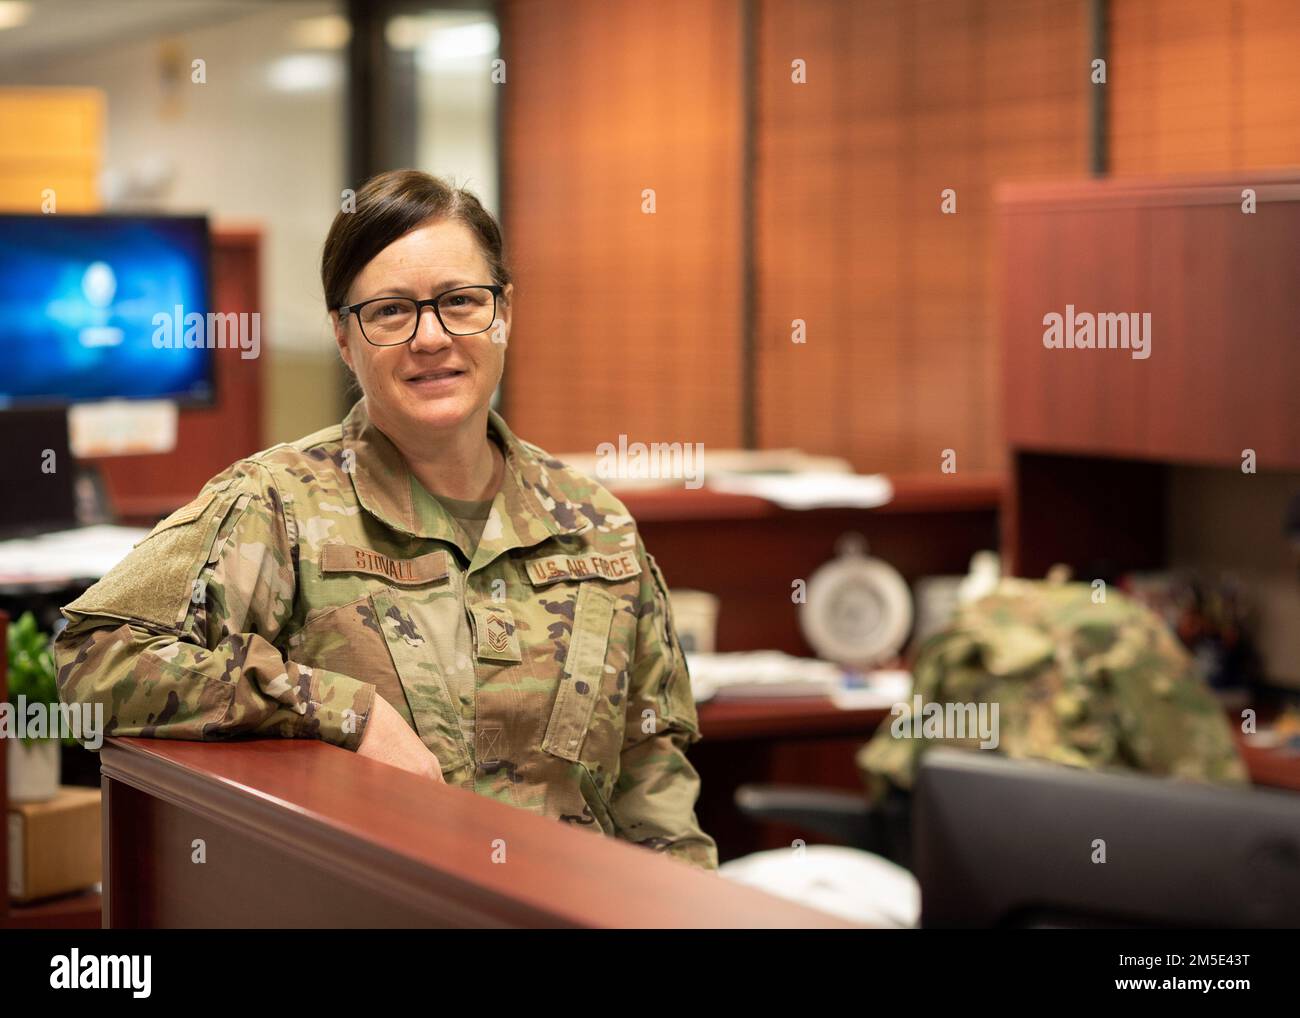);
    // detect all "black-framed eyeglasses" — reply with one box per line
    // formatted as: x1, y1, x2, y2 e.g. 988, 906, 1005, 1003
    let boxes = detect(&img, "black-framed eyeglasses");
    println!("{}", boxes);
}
338, 284, 504, 346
